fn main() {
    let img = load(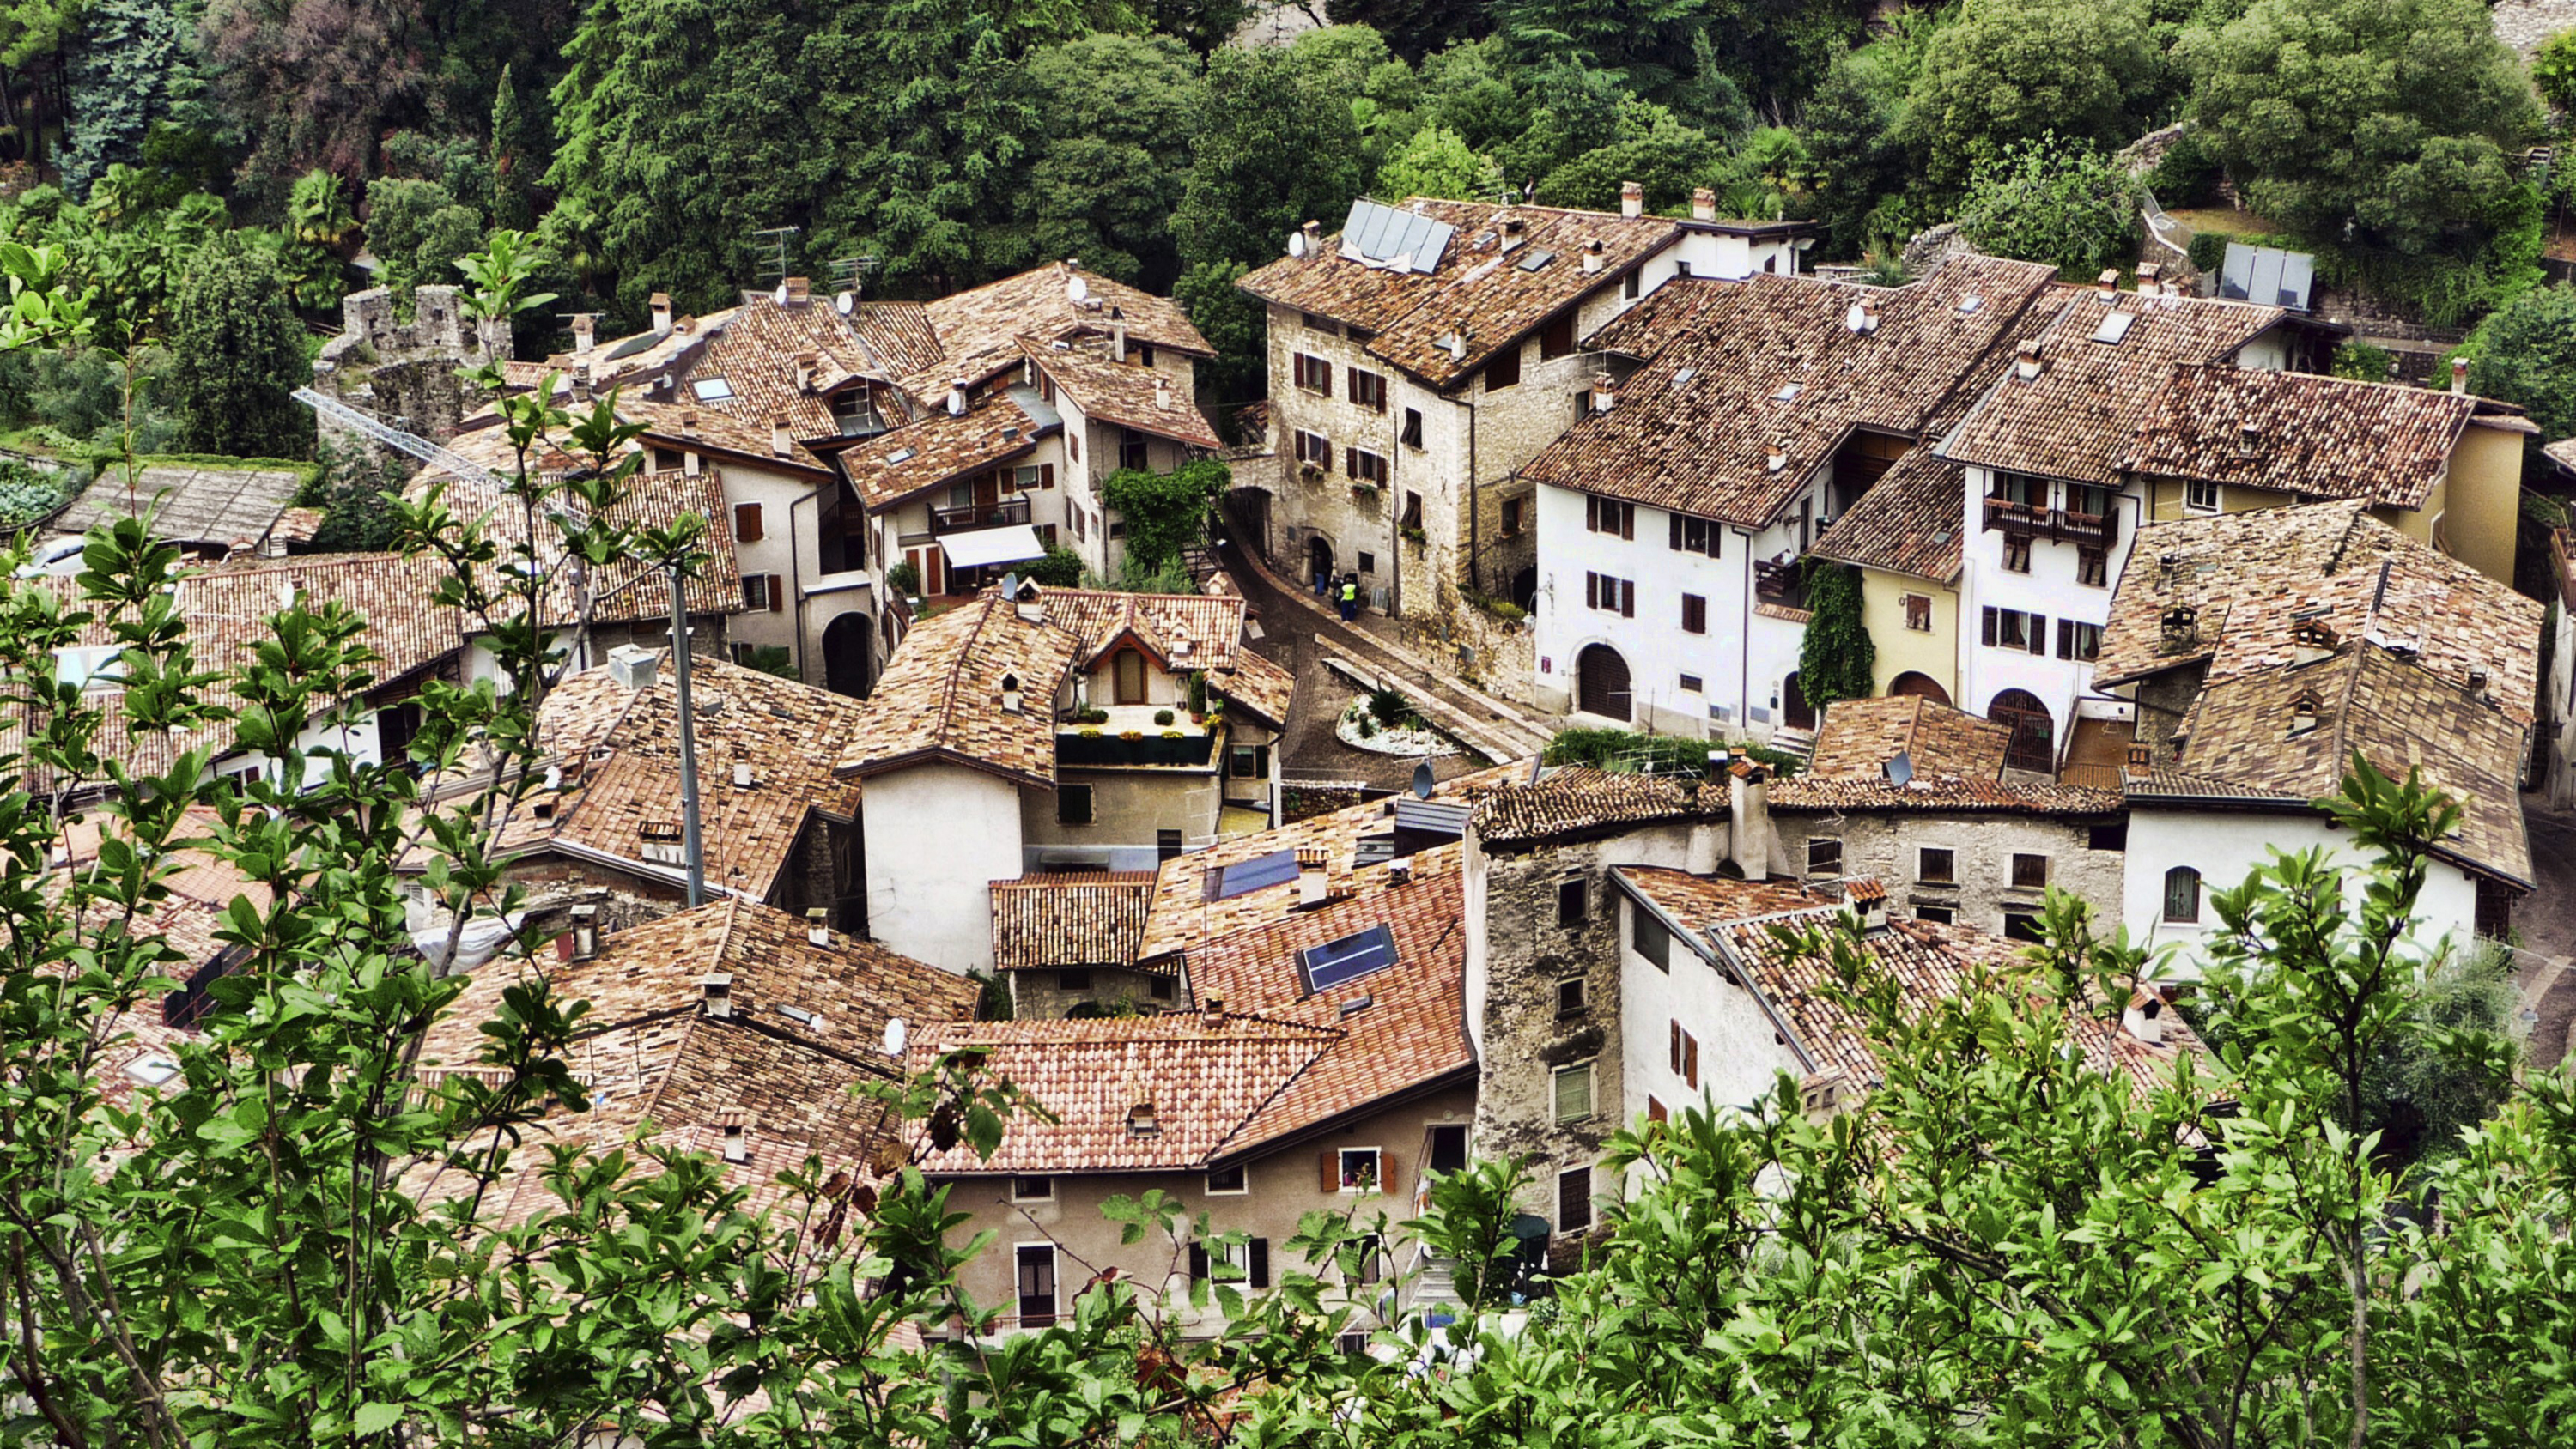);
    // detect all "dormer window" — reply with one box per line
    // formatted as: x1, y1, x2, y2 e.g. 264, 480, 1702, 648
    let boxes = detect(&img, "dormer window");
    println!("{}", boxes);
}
2289, 692, 2322, 736
1128, 1100, 1160, 1136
